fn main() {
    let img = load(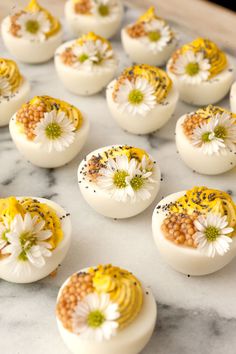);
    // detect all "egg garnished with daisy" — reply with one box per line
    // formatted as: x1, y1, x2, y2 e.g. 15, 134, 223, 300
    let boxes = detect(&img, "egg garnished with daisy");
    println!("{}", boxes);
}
152, 186, 236, 276
230, 81, 236, 113
1, 0, 62, 63
56, 264, 157, 354
0, 196, 71, 283
9, 95, 90, 168
78, 145, 160, 218
167, 38, 234, 105
176, 105, 236, 175
0, 58, 30, 127
65, 0, 123, 39
121, 7, 177, 66
106, 64, 179, 134
55, 32, 118, 95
